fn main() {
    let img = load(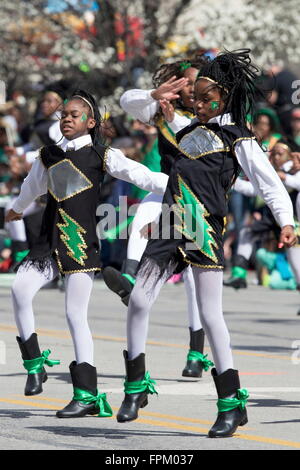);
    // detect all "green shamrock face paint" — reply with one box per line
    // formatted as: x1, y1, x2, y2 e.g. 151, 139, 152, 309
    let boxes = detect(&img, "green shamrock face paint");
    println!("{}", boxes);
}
64, 99, 69, 104
81, 112, 88, 121
211, 101, 219, 110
